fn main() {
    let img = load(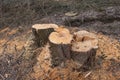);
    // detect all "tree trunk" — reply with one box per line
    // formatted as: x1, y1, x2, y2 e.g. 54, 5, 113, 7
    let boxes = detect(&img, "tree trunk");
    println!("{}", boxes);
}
64, 6, 120, 26
49, 27, 73, 67
32, 24, 98, 70
32, 24, 58, 47
71, 30, 98, 70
